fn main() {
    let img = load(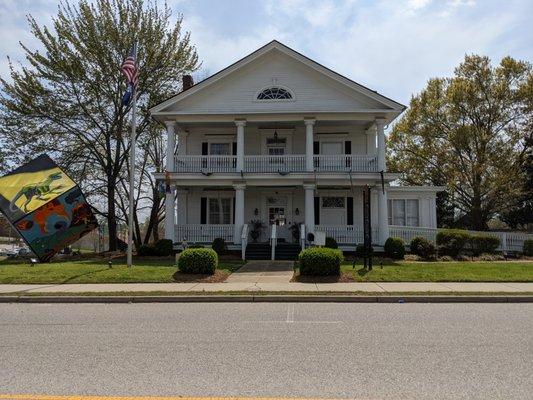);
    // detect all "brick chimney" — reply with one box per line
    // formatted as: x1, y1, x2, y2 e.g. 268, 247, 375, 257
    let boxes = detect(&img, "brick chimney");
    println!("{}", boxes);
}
182, 74, 194, 91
